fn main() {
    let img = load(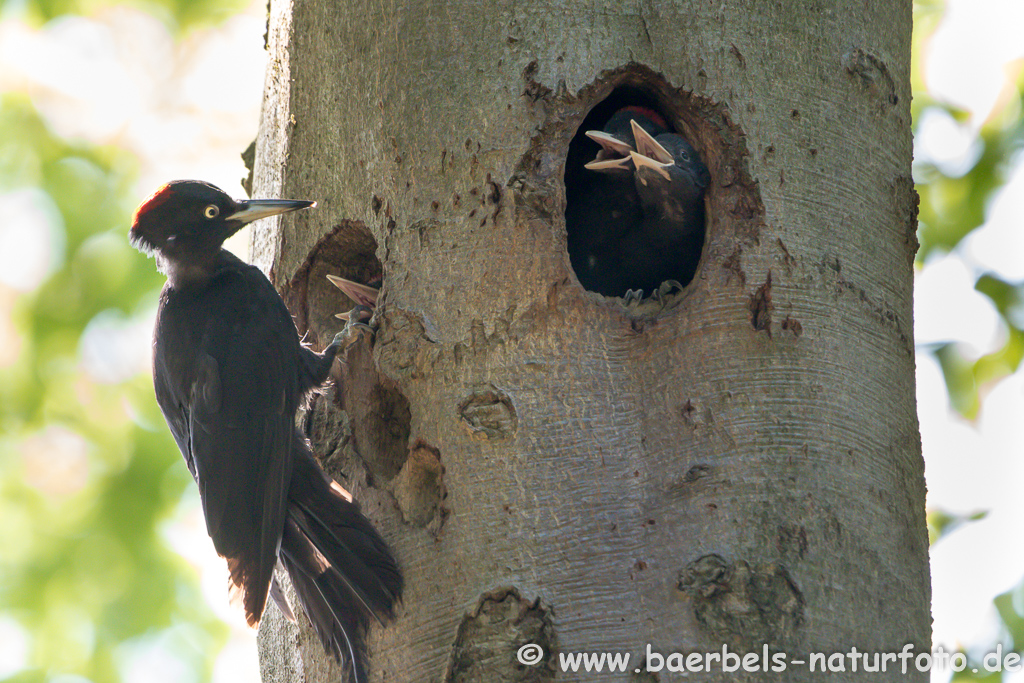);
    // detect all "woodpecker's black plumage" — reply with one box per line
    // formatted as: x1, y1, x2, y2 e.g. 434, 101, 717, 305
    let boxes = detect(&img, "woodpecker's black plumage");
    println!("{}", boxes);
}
130, 180, 402, 683
566, 109, 709, 299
